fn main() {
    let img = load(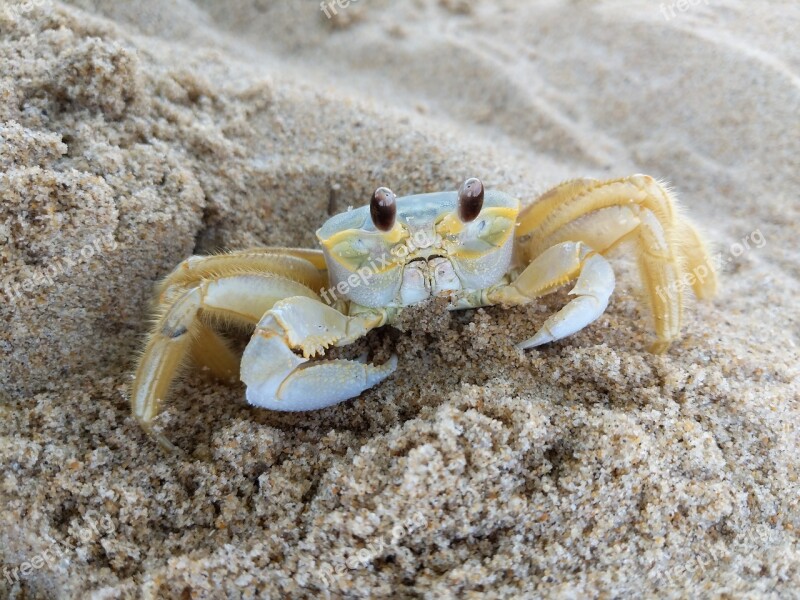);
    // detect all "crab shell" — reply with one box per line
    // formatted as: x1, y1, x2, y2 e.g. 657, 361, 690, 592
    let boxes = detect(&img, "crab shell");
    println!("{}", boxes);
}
316, 190, 521, 308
